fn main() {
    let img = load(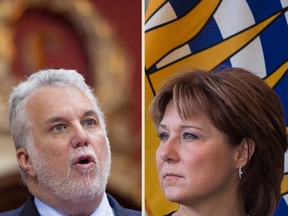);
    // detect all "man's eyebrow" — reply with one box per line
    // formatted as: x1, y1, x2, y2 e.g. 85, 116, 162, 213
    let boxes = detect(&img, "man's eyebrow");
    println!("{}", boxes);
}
82, 109, 99, 119
46, 109, 99, 124
45, 110, 99, 125
46, 116, 67, 124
